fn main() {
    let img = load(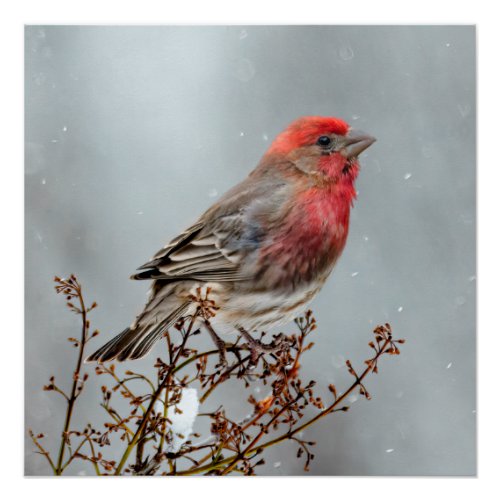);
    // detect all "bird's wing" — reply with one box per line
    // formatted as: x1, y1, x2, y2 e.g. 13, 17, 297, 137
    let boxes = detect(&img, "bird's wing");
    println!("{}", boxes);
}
131, 217, 248, 282
131, 175, 290, 282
